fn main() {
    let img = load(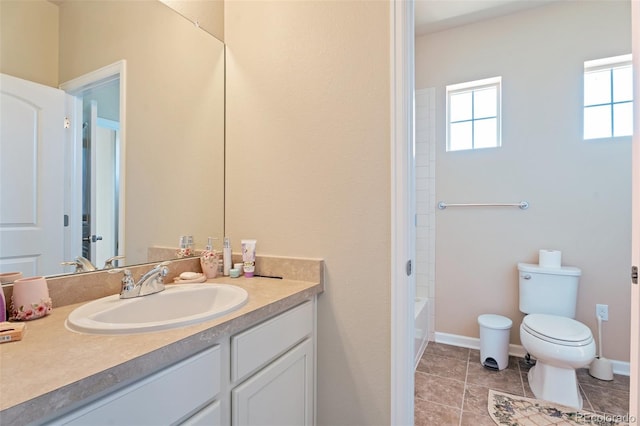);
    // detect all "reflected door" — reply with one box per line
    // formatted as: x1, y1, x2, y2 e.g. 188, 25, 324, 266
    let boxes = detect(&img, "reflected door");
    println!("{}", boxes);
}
0, 74, 67, 276
82, 100, 120, 268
